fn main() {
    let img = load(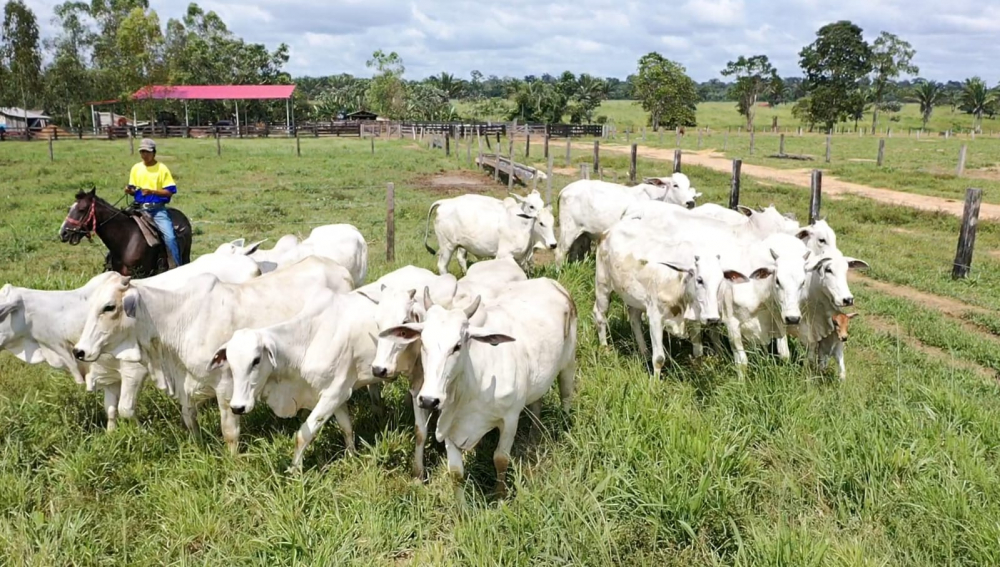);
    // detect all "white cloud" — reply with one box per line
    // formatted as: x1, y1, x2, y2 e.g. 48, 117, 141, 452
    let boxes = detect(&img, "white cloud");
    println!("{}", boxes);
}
21, 0, 999, 82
